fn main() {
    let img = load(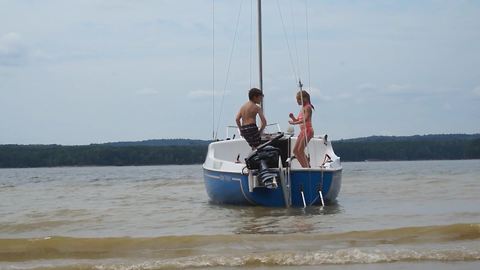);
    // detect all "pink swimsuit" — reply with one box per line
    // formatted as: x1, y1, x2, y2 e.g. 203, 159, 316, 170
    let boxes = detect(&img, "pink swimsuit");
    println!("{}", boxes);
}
297, 104, 314, 142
